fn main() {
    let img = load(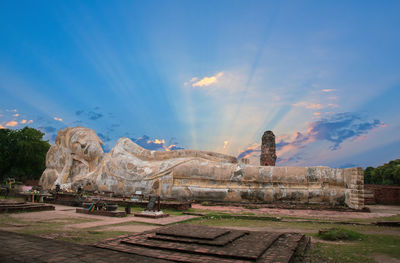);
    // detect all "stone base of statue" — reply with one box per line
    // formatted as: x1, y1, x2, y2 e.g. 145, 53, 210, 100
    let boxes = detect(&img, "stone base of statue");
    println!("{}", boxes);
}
134, 210, 169, 218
